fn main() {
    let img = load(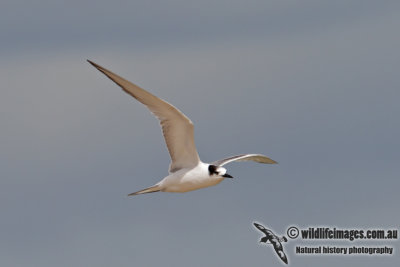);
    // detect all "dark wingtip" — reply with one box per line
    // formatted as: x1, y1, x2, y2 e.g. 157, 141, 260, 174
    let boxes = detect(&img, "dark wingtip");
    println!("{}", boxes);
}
253, 222, 264, 231
87, 60, 106, 74
87, 59, 97, 67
